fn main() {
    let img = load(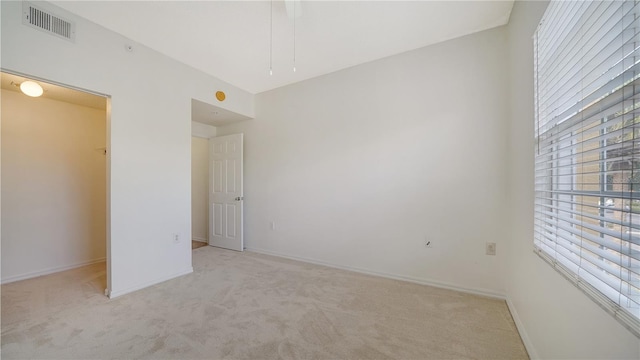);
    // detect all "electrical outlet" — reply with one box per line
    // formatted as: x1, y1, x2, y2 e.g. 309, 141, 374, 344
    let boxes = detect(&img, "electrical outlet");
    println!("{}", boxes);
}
173, 233, 180, 244
486, 242, 496, 255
